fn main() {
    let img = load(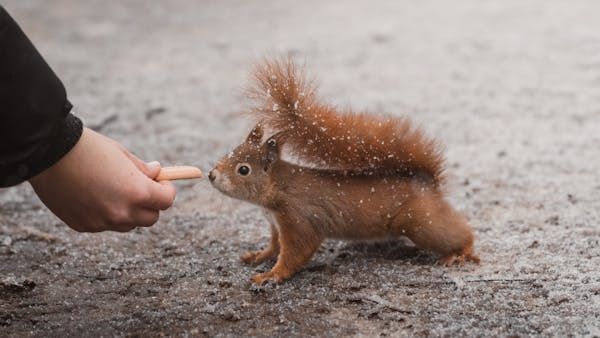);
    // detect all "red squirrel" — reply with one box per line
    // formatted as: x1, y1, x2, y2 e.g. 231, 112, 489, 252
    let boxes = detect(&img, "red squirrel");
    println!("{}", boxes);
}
209, 58, 479, 285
